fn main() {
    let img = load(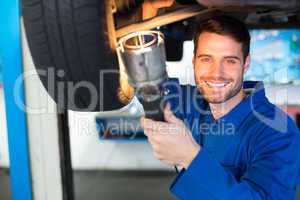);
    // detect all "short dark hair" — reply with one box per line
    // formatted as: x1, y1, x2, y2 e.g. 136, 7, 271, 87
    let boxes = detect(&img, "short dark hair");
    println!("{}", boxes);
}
193, 15, 250, 61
